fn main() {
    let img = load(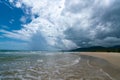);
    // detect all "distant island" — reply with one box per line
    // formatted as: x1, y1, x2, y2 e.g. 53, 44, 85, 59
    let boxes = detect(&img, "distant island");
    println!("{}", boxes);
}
69, 45, 120, 52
